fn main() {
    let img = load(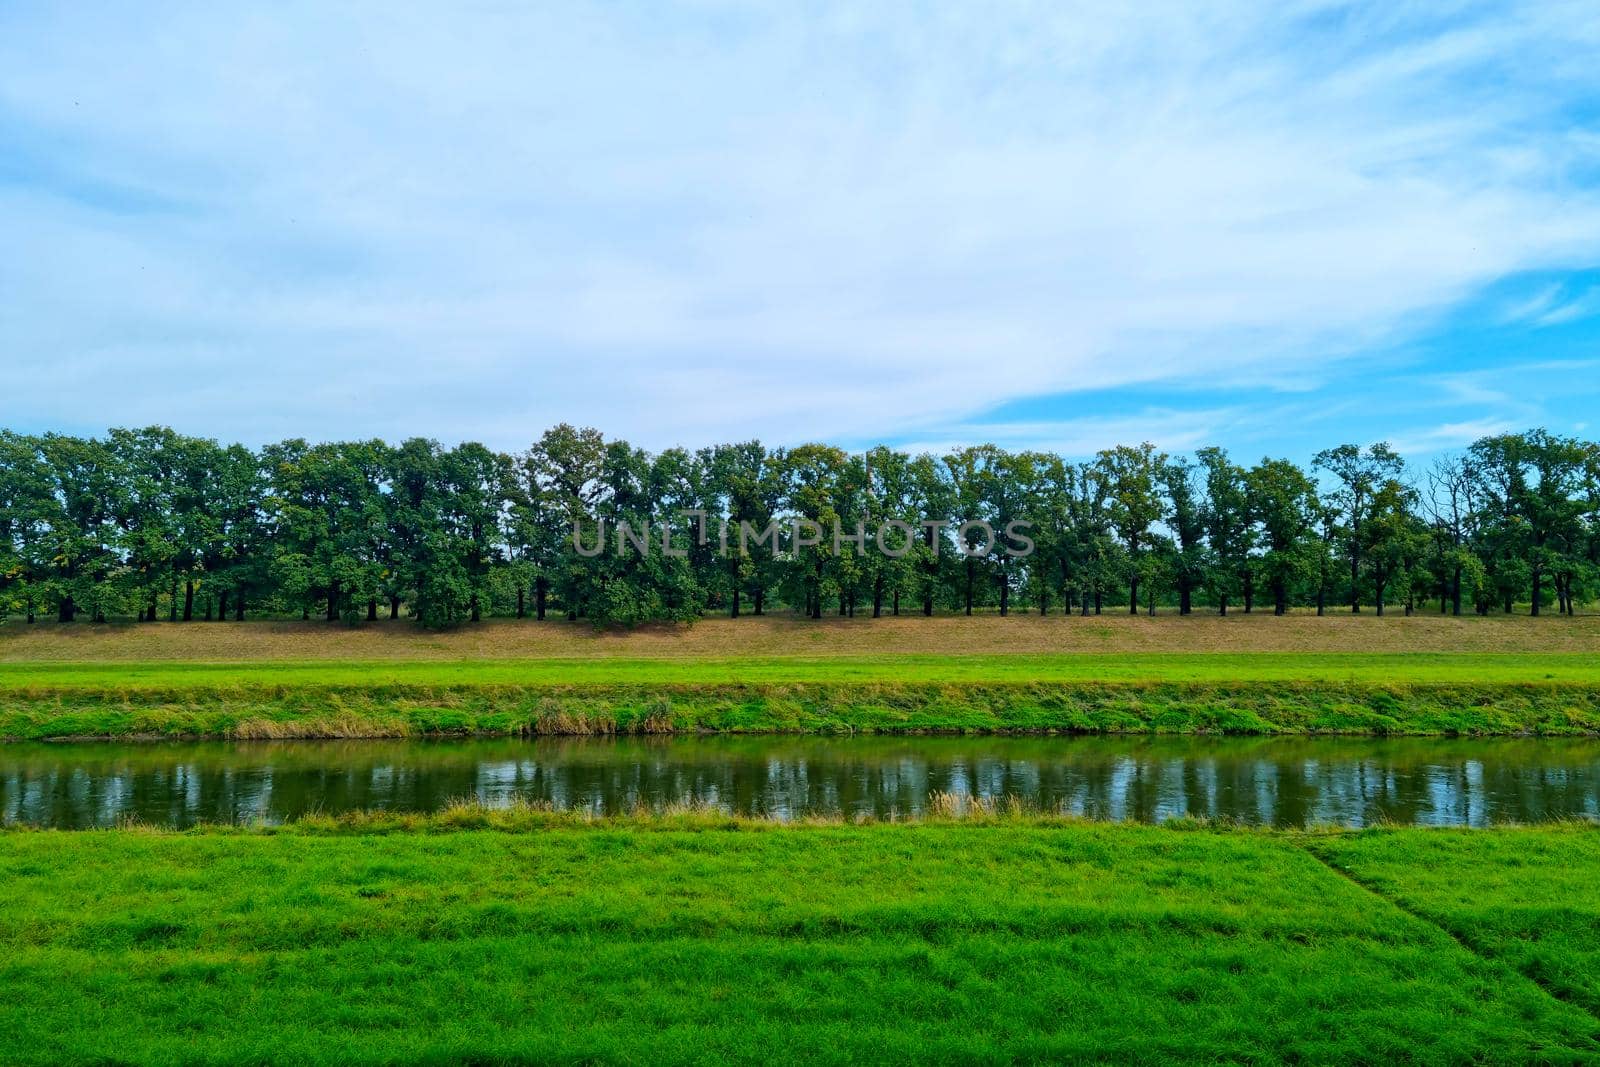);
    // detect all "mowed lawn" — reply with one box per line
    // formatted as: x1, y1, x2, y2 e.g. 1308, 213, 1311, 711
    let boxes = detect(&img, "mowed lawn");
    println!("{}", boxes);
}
0, 823, 1597, 1064
4, 652, 1600, 691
